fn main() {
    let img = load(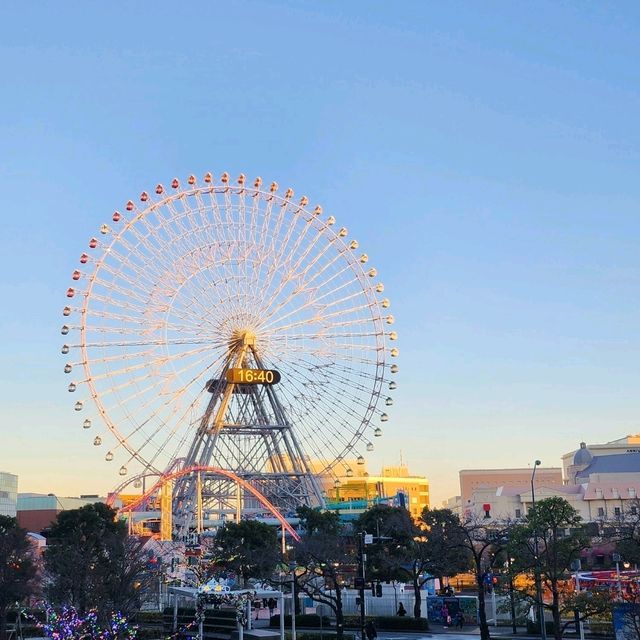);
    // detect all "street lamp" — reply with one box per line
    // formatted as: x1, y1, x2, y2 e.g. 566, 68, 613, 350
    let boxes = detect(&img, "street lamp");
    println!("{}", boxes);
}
289, 561, 297, 640
531, 460, 547, 640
